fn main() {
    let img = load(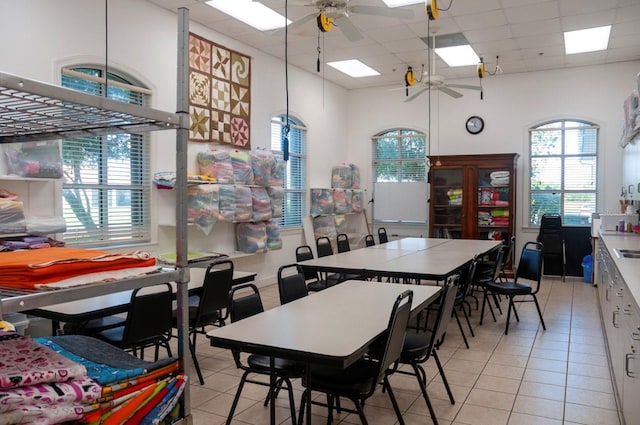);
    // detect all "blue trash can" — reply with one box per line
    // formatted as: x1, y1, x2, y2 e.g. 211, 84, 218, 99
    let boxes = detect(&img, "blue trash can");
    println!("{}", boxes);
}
582, 254, 593, 283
